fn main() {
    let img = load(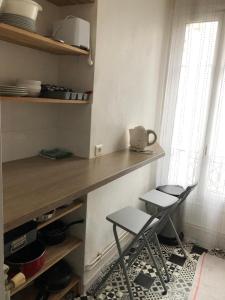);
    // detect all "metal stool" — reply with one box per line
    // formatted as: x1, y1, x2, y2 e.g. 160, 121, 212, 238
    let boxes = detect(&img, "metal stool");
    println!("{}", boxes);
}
157, 185, 185, 245
157, 185, 185, 197
139, 184, 197, 258
93, 207, 171, 300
